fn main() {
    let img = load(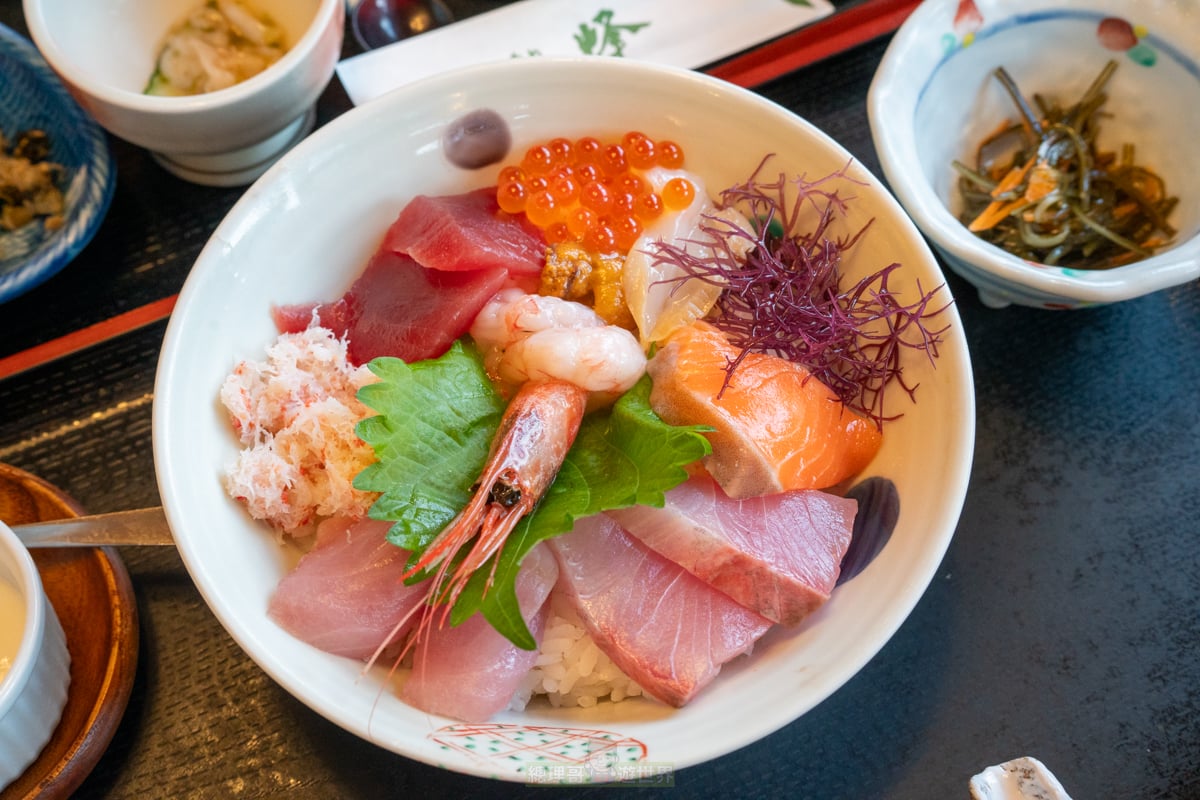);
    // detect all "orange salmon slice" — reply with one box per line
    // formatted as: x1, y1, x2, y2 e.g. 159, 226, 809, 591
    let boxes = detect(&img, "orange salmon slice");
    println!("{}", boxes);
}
647, 322, 882, 498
